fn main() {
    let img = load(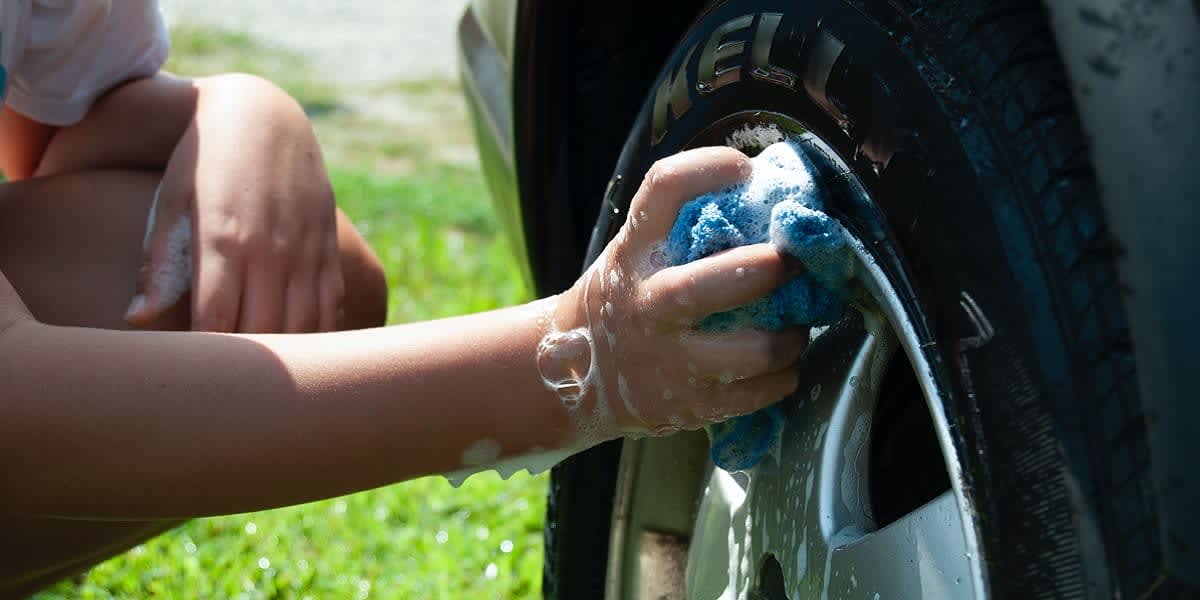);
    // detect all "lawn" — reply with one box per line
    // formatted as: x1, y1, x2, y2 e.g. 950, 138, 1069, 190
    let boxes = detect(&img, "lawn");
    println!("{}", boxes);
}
35, 25, 547, 600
